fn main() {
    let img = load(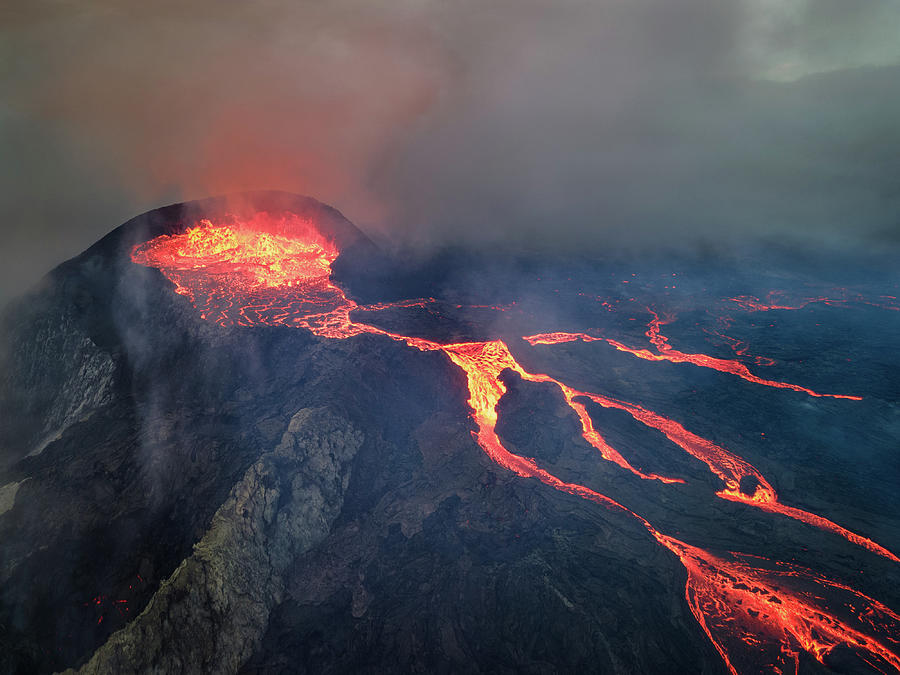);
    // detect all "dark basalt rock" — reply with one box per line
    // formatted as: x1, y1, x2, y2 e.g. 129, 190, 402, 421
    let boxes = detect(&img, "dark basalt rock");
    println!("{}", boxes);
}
495, 370, 582, 464
66, 407, 362, 675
